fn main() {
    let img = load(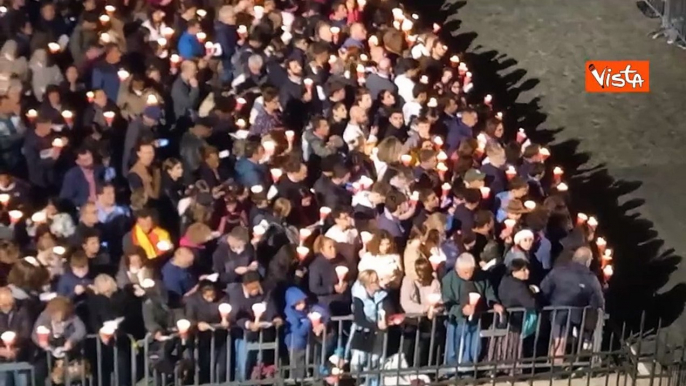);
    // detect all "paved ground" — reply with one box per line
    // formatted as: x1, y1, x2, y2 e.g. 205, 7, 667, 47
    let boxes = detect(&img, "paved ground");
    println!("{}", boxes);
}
407, 0, 686, 337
